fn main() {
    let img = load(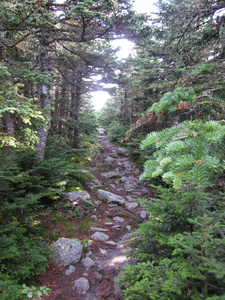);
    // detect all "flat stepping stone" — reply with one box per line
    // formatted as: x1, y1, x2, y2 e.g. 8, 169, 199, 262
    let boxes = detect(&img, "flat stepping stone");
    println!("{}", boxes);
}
102, 171, 122, 179
64, 191, 94, 206
90, 227, 108, 232
105, 241, 117, 246
125, 202, 139, 210
82, 257, 95, 269
97, 189, 125, 205
113, 216, 125, 223
91, 232, 109, 241
74, 277, 89, 295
